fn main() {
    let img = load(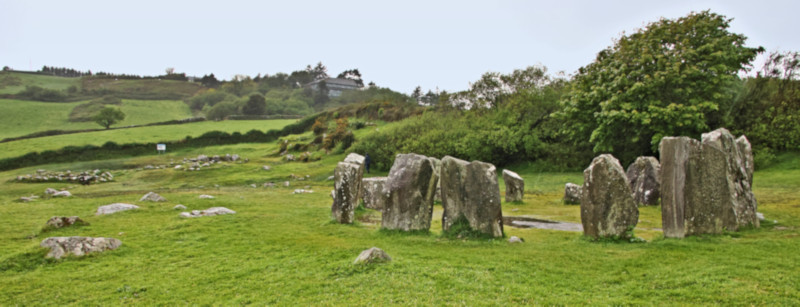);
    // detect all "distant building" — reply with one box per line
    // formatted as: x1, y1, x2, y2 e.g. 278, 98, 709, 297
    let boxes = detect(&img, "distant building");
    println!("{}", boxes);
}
306, 78, 361, 97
